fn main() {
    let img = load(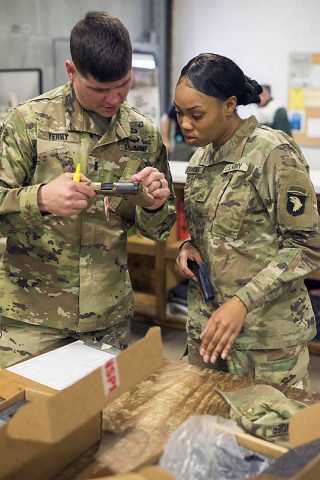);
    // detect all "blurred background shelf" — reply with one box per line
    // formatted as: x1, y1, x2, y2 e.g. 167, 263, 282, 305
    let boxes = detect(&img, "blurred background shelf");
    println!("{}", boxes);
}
309, 340, 320, 356
128, 234, 156, 256
128, 181, 186, 327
